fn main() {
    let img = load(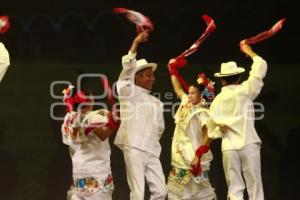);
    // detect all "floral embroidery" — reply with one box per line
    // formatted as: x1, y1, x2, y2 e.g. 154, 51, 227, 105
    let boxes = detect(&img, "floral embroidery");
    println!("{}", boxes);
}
63, 112, 91, 143
63, 113, 84, 137
71, 177, 99, 193
168, 168, 210, 185
70, 174, 114, 194
101, 174, 114, 193
168, 168, 191, 185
